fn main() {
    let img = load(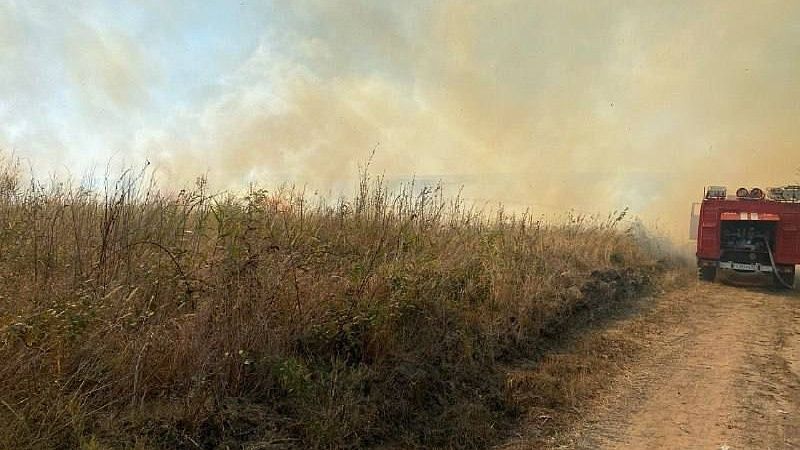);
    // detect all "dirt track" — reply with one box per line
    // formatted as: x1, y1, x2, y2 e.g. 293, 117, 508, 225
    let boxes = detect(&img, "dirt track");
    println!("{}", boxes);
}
503, 274, 800, 449
567, 276, 800, 449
